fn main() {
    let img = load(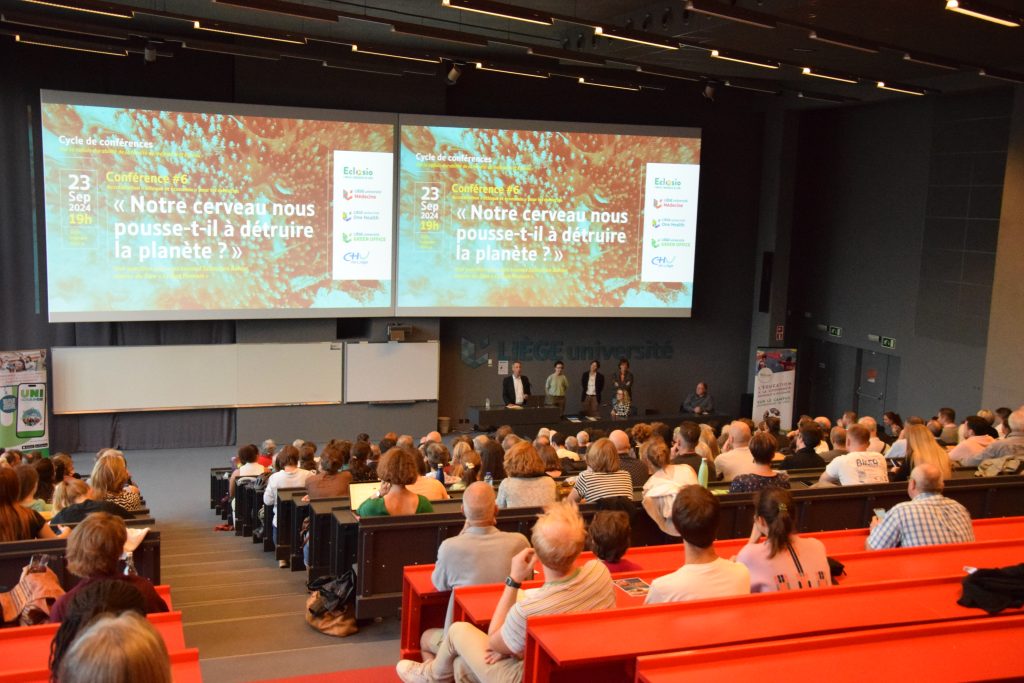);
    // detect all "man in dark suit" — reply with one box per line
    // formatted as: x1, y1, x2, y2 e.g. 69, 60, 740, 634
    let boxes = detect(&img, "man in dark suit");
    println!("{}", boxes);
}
502, 361, 531, 407
580, 360, 604, 417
